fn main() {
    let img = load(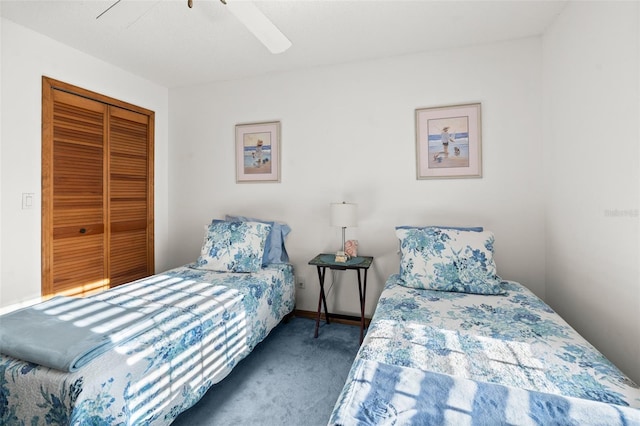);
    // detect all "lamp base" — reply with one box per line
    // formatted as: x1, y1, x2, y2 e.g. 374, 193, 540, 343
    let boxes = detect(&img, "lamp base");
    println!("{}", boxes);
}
334, 251, 348, 263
